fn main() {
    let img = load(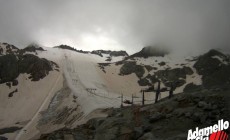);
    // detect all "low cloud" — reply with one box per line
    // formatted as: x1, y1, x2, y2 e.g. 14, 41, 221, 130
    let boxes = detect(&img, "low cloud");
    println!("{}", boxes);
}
0, 0, 230, 56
